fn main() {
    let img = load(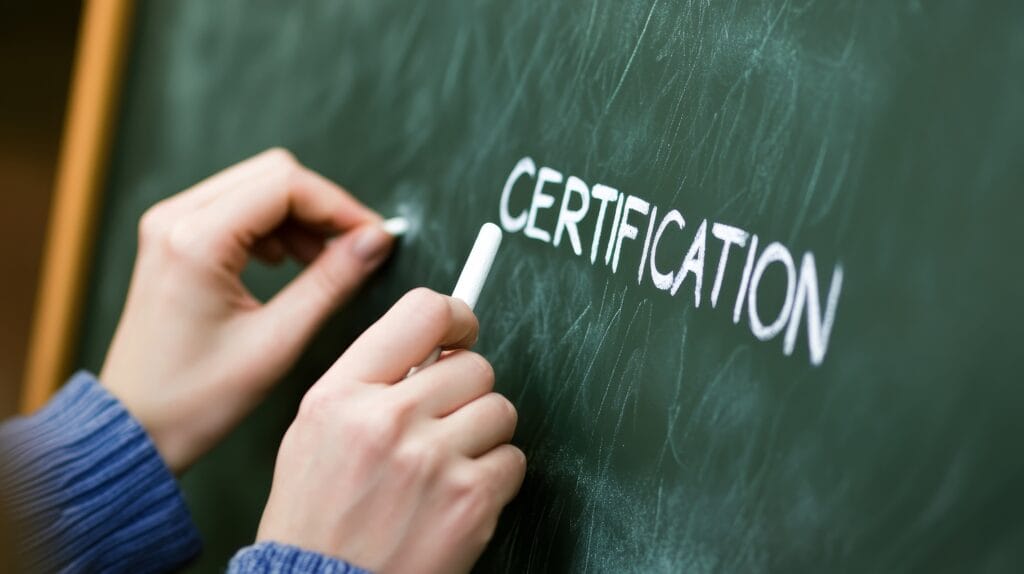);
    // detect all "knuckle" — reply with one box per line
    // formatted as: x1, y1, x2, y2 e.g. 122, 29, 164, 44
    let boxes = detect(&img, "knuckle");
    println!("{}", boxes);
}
403, 288, 451, 329
448, 468, 497, 528
446, 466, 477, 497
164, 222, 207, 265
263, 147, 298, 170
297, 387, 337, 421
507, 447, 528, 484
265, 148, 301, 187
383, 391, 417, 425
469, 465, 500, 500
465, 353, 496, 391
138, 202, 171, 245
511, 446, 527, 471
349, 406, 402, 453
488, 393, 518, 428
395, 439, 444, 480
499, 444, 527, 474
